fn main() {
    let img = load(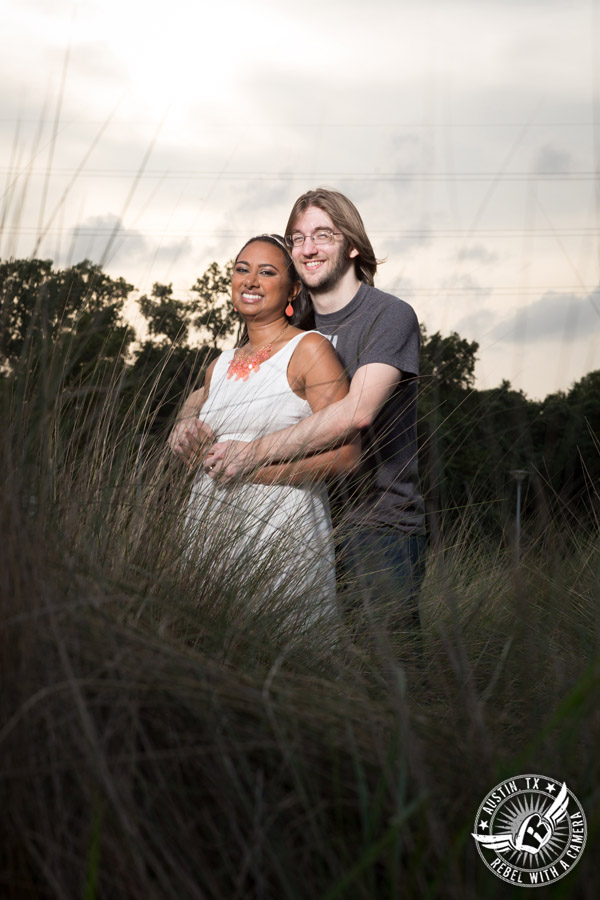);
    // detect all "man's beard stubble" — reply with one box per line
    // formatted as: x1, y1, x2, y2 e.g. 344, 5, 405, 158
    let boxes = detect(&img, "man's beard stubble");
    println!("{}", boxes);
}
300, 238, 353, 295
